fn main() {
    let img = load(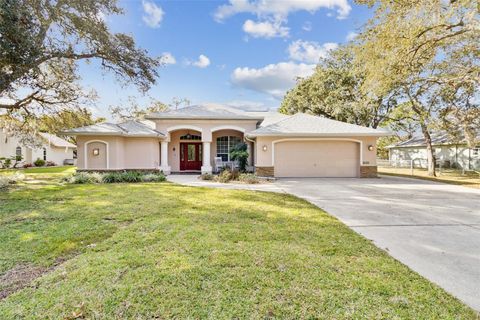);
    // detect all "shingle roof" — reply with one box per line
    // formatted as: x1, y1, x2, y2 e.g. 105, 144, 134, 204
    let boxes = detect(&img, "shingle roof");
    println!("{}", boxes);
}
247, 113, 391, 137
39, 132, 76, 148
389, 131, 480, 148
61, 120, 164, 138
145, 104, 263, 120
